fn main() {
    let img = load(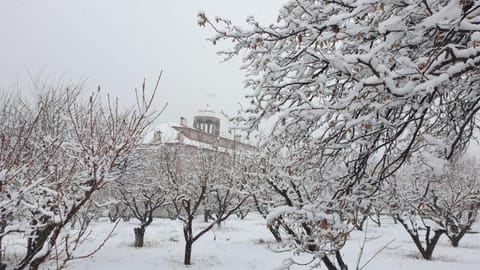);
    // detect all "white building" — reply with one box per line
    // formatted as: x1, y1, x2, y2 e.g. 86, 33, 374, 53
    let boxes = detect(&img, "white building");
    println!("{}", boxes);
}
145, 109, 255, 153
